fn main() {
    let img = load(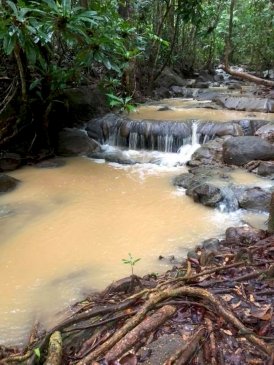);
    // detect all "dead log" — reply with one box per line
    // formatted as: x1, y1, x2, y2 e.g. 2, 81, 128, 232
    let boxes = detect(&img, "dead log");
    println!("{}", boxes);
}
220, 65, 274, 88
105, 305, 176, 362
44, 332, 62, 365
